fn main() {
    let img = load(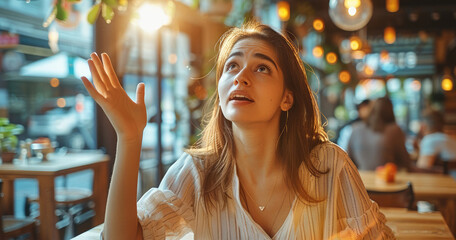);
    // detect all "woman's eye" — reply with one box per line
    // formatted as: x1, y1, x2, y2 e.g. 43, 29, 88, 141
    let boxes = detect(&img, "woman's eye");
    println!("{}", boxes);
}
257, 65, 270, 73
226, 63, 237, 71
